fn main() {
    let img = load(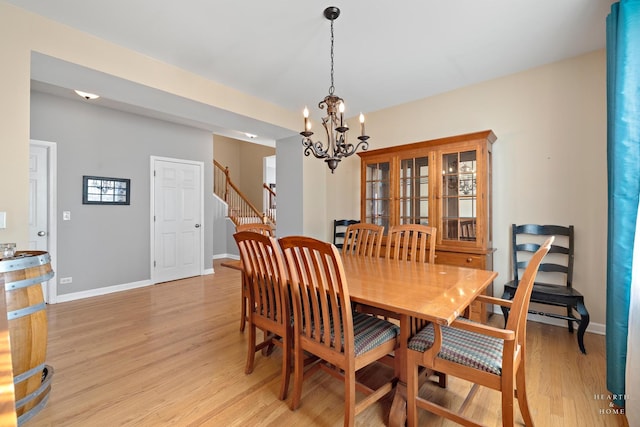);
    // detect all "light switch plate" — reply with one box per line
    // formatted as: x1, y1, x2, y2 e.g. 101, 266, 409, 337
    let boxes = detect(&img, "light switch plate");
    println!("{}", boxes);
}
63, 211, 71, 221
0, 212, 6, 229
